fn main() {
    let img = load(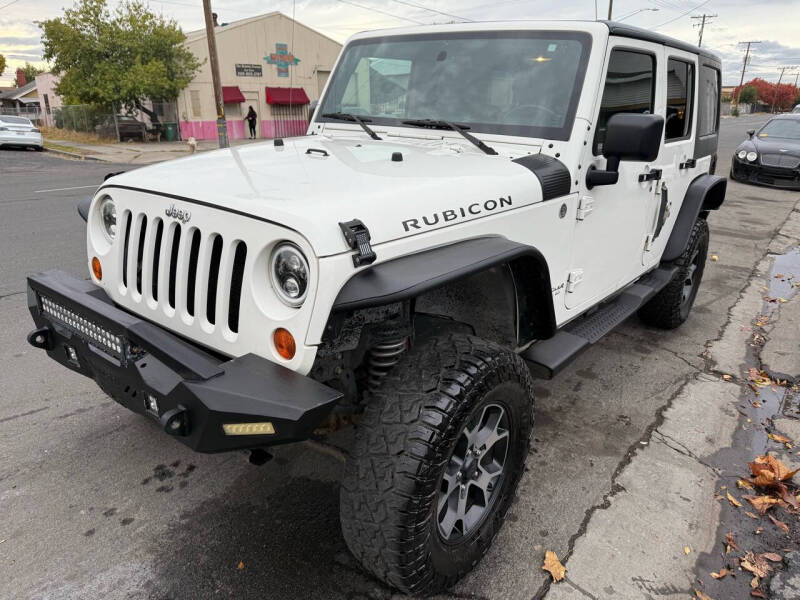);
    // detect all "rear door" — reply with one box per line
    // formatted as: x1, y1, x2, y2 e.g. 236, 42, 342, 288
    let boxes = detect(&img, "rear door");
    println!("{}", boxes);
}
566, 41, 662, 312
643, 49, 699, 269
